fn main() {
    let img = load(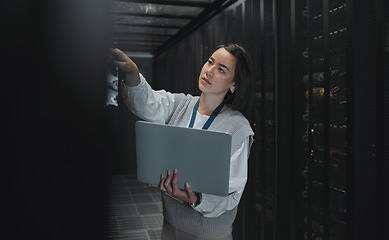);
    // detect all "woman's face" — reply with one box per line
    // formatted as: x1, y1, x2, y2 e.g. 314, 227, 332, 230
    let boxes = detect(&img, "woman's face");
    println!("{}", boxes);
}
198, 48, 236, 96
